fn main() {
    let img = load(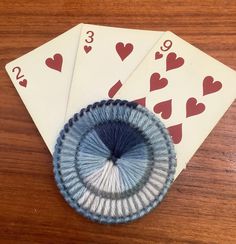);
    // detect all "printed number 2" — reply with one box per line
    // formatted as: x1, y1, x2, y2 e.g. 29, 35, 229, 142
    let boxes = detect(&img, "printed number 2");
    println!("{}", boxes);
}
12, 66, 24, 80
